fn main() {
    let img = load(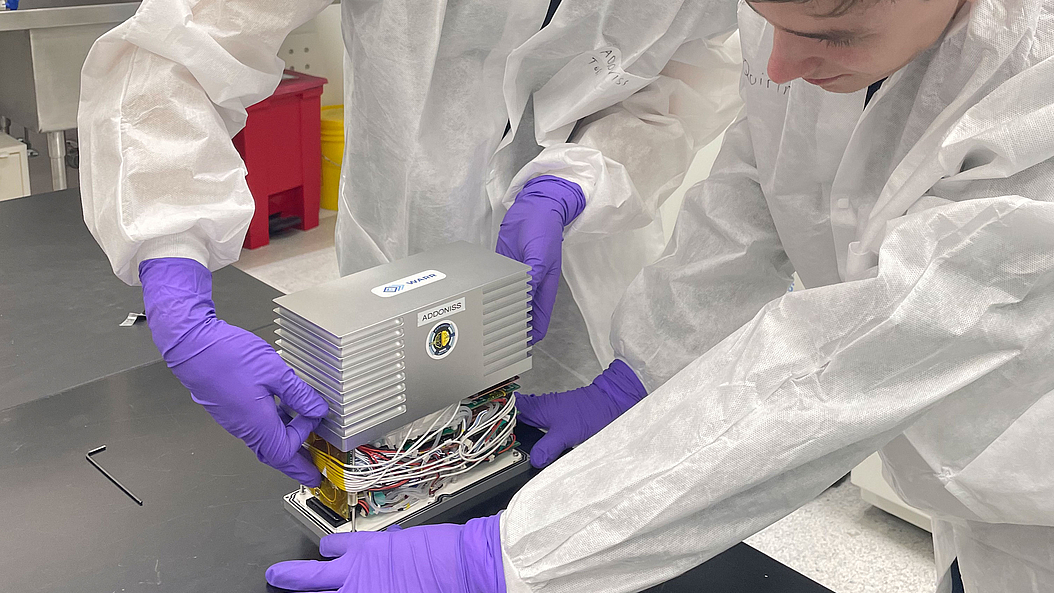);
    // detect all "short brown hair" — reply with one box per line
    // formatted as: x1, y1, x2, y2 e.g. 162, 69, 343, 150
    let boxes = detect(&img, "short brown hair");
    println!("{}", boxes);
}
748, 0, 880, 18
